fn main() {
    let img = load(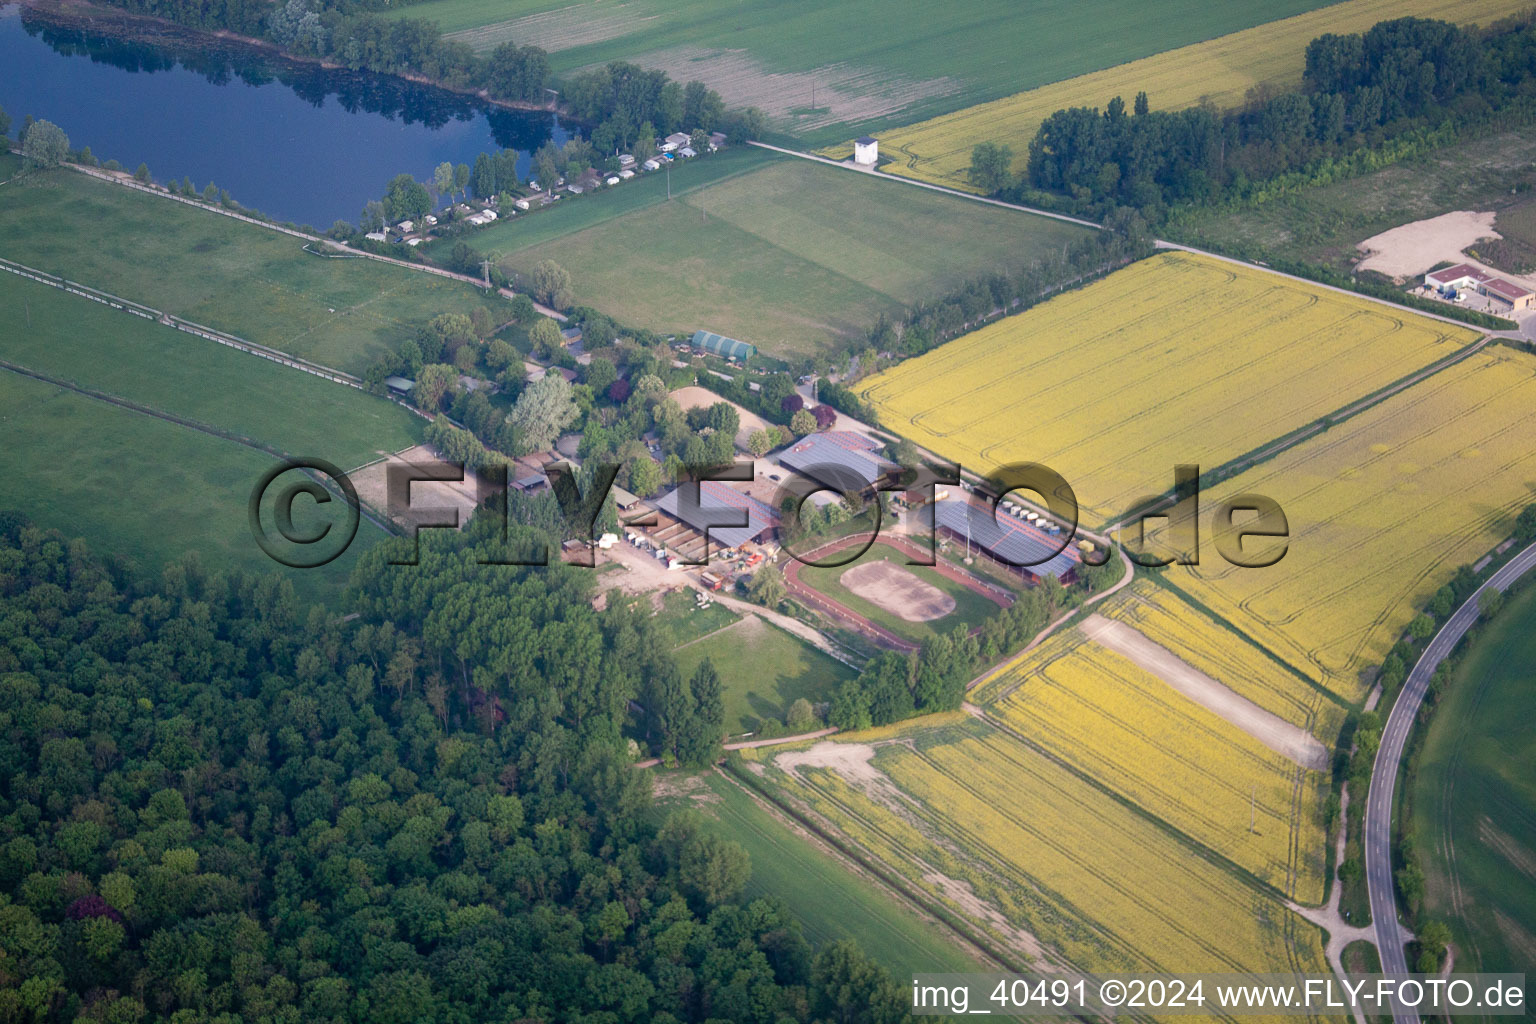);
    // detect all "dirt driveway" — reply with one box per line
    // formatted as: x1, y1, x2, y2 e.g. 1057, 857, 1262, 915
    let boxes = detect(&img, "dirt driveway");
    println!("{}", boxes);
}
1079, 614, 1328, 770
